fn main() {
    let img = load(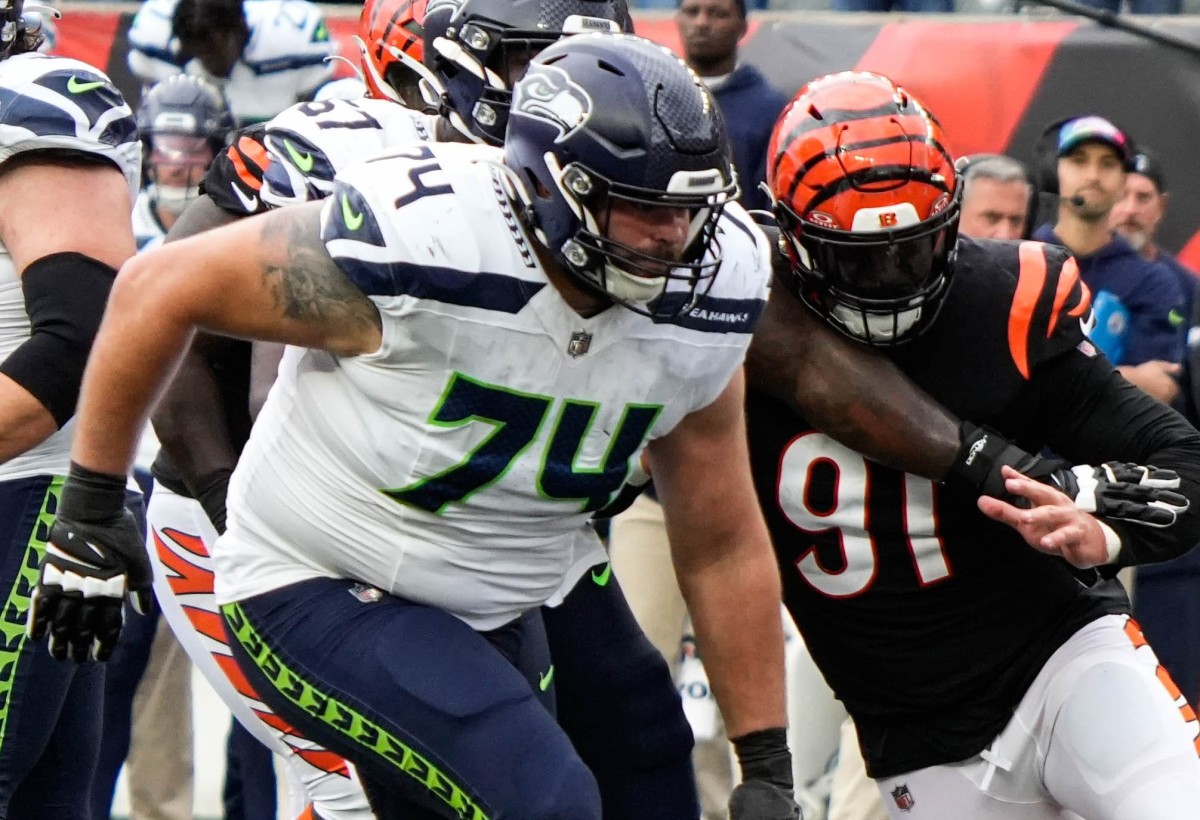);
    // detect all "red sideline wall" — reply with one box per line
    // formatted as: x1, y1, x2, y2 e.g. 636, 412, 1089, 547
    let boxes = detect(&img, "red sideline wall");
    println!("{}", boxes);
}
50, 6, 1200, 268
